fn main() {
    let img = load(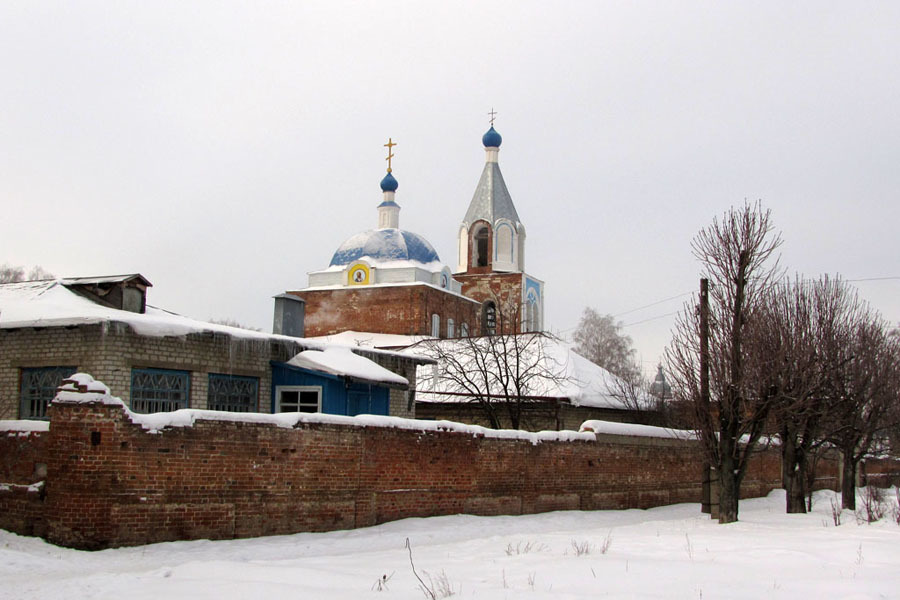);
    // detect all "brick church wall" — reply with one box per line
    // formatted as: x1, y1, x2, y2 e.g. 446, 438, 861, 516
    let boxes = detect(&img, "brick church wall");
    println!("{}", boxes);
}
291, 285, 479, 338
454, 272, 524, 334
